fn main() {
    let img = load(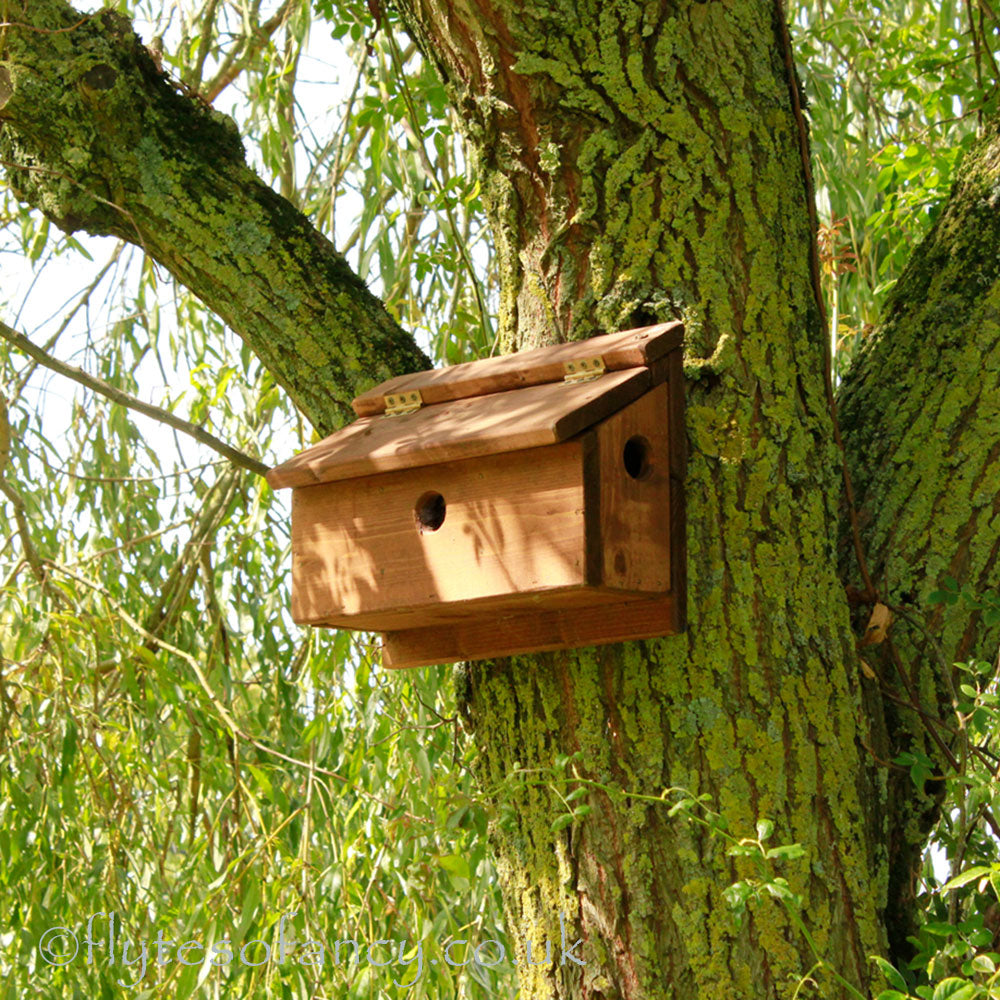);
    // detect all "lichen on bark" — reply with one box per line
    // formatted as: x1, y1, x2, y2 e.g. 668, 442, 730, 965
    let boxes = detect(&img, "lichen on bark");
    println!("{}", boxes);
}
0, 0, 428, 432
396, 0, 887, 996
